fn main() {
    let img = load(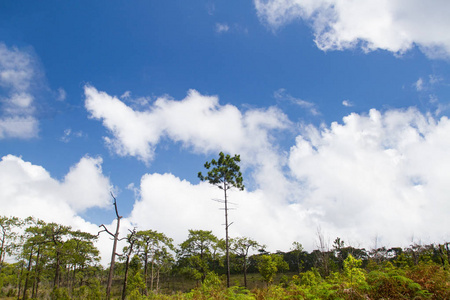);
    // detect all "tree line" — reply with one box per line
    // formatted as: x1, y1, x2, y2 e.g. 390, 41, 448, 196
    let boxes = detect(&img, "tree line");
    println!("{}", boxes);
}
1, 215, 450, 299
